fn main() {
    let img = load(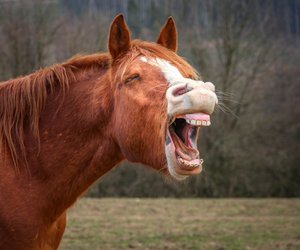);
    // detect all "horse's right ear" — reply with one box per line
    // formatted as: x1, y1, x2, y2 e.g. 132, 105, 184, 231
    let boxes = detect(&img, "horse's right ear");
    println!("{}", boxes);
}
108, 14, 131, 60
157, 17, 178, 52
